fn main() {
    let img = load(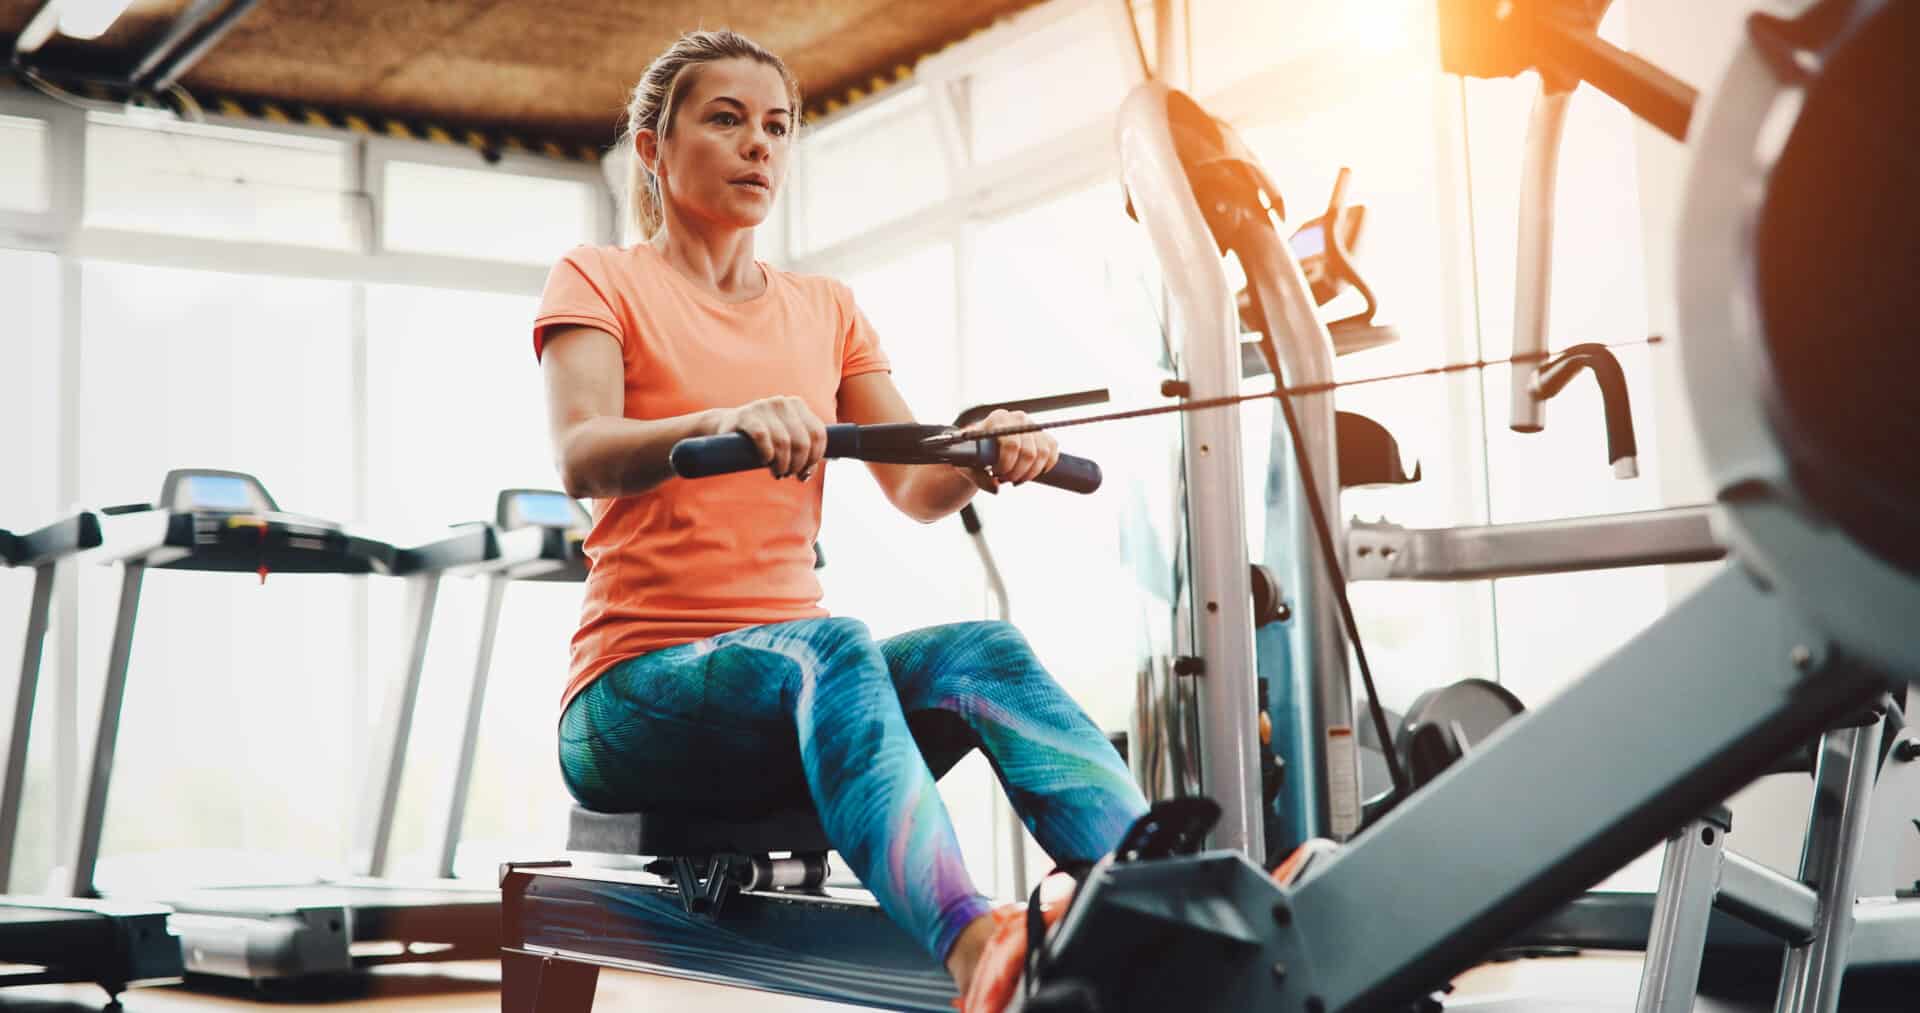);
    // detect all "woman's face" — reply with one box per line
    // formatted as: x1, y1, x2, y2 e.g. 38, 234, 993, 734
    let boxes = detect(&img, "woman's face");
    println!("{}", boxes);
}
644, 57, 794, 231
